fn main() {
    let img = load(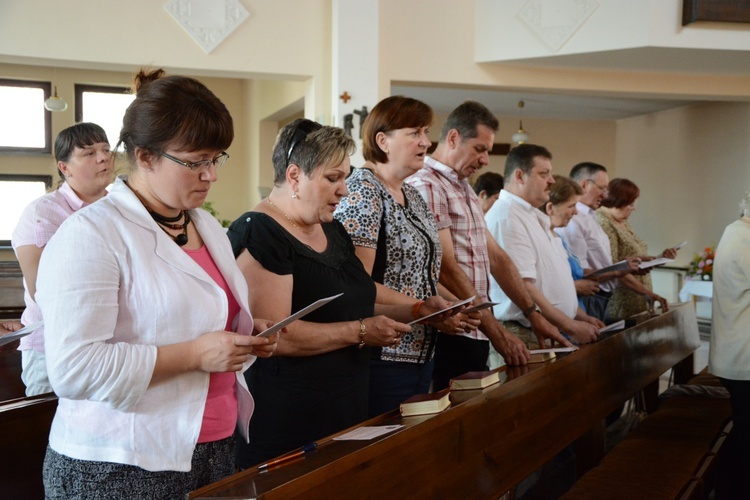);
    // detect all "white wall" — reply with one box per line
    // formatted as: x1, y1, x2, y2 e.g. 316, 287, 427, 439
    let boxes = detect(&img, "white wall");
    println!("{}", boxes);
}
616, 102, 750, 266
